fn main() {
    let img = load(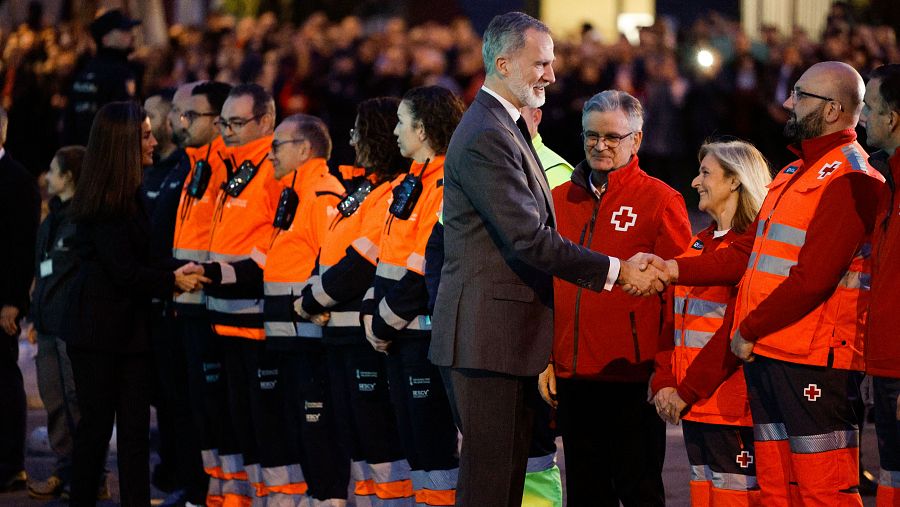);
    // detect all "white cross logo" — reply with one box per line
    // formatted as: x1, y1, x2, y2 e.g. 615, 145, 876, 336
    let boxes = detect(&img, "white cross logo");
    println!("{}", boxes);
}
818, 161, 841, 180
611, 206, 637, 232
804, 384, 822, 402
736, 451, 754, 468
